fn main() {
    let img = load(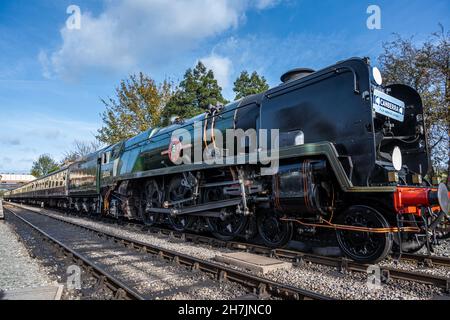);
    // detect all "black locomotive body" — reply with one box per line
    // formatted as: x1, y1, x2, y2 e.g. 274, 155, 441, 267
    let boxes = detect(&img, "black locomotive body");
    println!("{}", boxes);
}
5, 57, 449, 263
